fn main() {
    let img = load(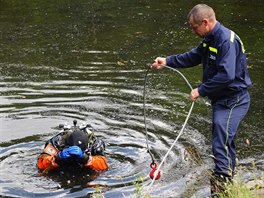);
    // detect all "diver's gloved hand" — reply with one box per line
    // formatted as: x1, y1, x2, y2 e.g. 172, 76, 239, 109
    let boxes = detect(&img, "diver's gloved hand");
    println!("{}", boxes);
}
59, 146, 83, 160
